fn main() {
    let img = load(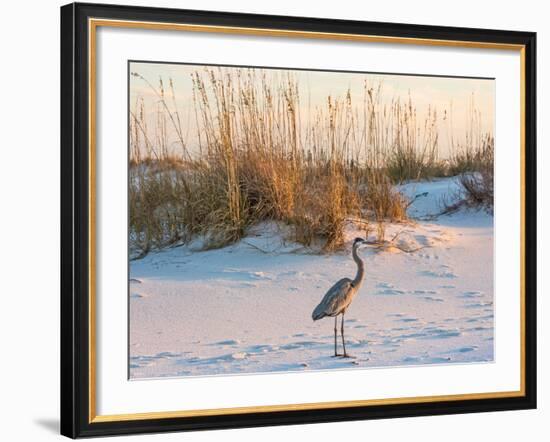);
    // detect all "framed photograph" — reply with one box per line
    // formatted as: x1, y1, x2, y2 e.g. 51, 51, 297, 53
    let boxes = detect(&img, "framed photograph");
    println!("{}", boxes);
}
60, 2, 536, 438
